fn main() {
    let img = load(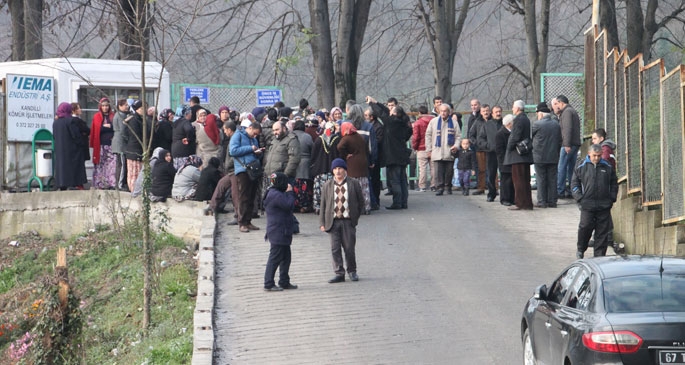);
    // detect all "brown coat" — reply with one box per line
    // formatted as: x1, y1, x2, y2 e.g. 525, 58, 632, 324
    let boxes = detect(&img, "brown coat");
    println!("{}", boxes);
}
319, 177, 365, 231
337, 133, 369, 178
